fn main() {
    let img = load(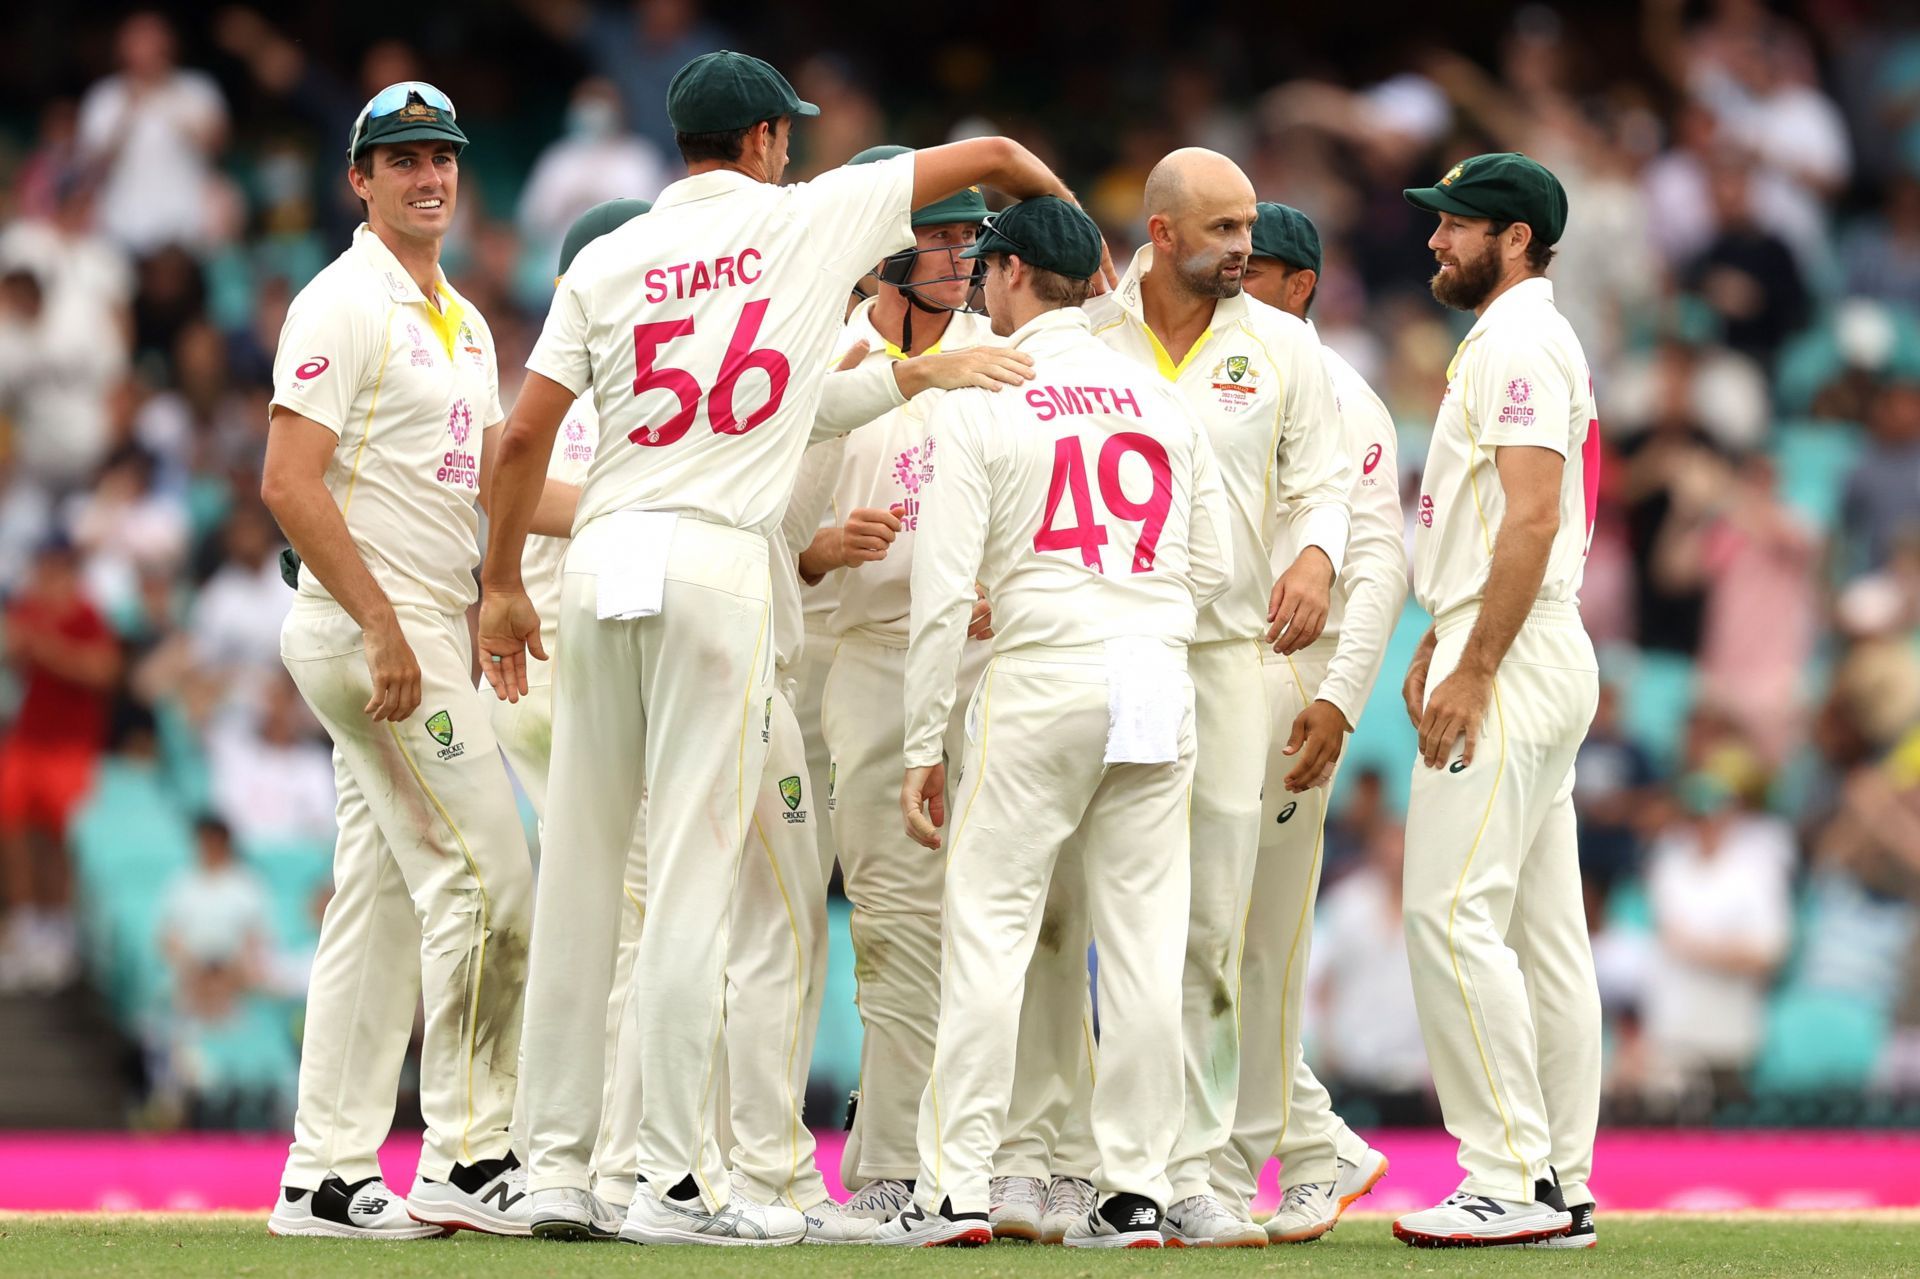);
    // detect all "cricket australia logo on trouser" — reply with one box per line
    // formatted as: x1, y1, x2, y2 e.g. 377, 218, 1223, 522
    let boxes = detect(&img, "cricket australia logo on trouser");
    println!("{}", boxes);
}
426, 710, 463, 760
780, 776, 807, 825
